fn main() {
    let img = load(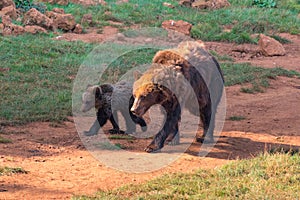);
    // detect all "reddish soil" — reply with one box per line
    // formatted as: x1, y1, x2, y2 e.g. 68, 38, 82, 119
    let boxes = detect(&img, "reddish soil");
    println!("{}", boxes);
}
0, 31, 299, 199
